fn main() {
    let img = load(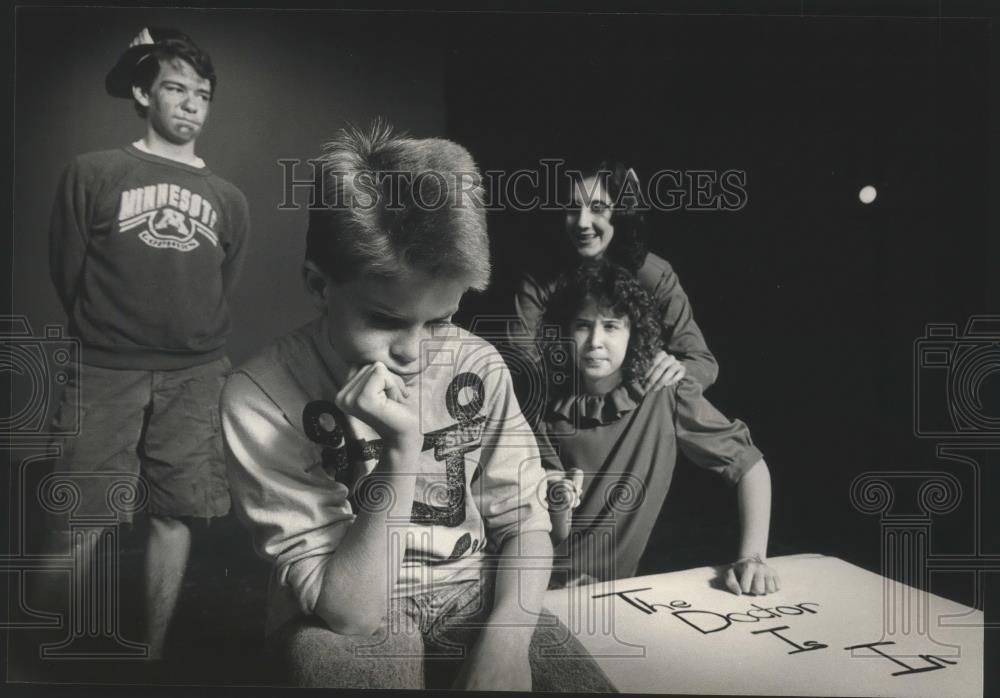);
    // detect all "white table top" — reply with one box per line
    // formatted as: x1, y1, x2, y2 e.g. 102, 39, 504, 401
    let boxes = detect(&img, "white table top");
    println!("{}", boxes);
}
543, 553, 983, 697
